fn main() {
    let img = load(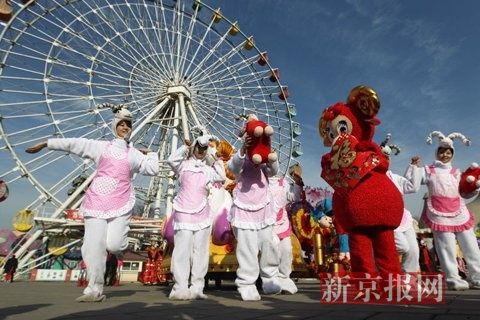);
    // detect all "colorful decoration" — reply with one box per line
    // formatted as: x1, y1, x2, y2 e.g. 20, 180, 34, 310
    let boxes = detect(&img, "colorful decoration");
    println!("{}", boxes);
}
139, 244, 164, 285
321, 134, 380, 189
65, 208, 84, 221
